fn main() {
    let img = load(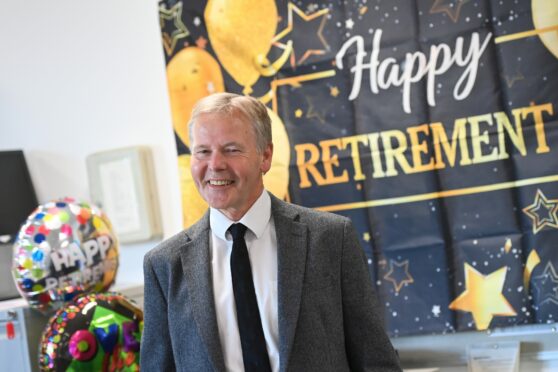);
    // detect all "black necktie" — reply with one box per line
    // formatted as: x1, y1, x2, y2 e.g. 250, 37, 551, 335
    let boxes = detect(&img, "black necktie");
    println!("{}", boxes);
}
229, 223, 272, 372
